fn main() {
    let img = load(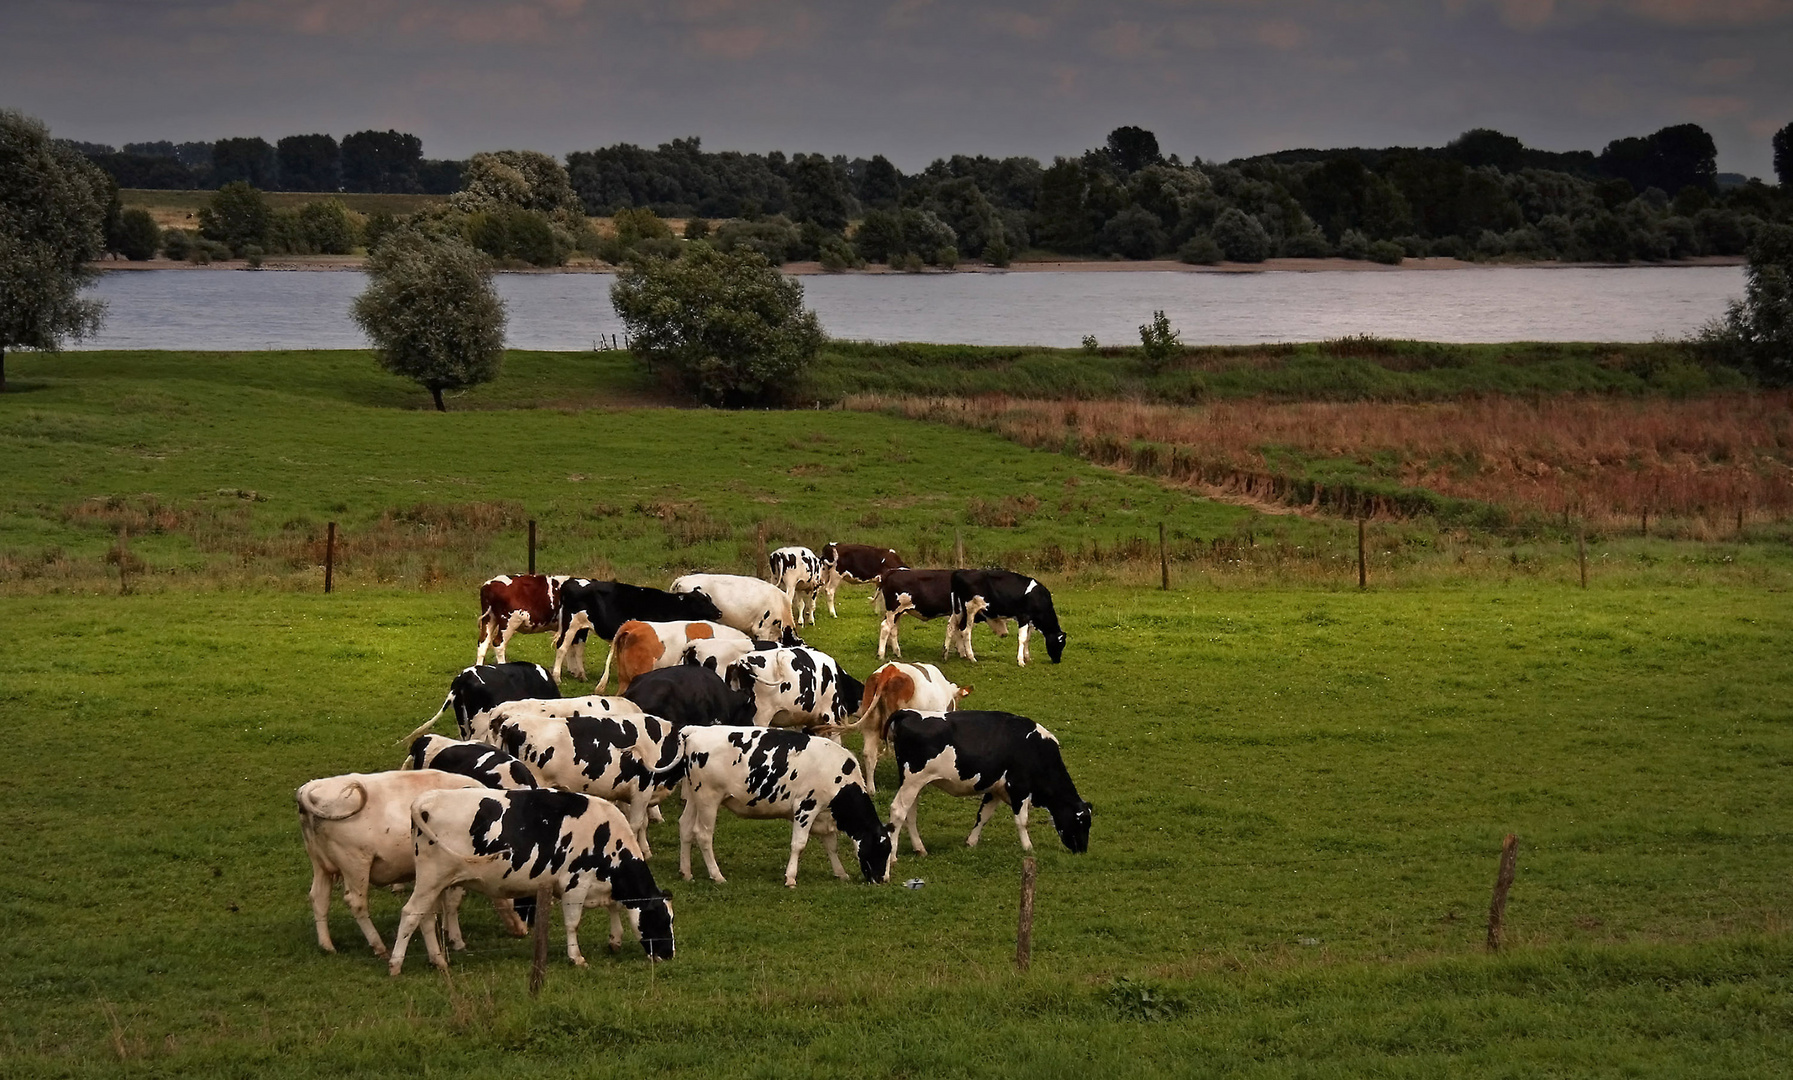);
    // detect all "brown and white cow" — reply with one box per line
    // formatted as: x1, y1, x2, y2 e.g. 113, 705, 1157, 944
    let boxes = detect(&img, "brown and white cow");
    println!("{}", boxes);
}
818, 542, 905, 618
845, 662, 971, 790
476, 574, 567, 665
874, 569, 1006, 660
295, 770, 526, 957
595, 619, 750, 694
